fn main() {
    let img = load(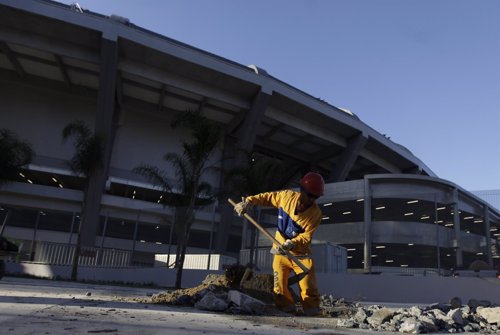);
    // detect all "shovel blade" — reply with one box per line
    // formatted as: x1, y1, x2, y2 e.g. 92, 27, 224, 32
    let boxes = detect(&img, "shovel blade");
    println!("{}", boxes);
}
288, 271, 308, 286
